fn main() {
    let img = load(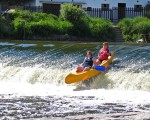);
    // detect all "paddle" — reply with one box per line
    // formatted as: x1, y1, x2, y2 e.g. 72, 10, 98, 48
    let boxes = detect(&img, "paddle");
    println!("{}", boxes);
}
93, 65, 106, 72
